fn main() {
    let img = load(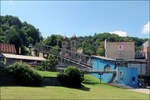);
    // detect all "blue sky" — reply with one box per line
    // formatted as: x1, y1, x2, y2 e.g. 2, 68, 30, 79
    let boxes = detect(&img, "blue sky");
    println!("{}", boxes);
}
1, 1, 150, 38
